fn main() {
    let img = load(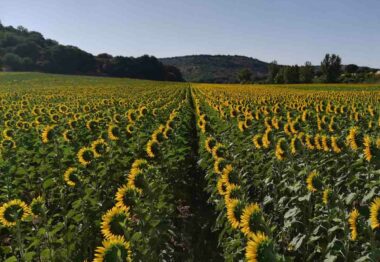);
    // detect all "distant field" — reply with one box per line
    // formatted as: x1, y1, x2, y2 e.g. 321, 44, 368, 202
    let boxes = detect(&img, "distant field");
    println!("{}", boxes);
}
0, 72, 379, 261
